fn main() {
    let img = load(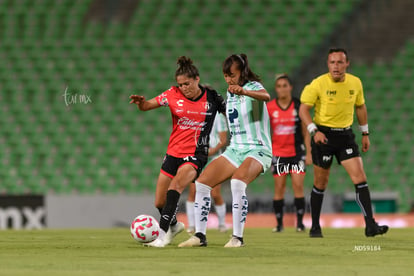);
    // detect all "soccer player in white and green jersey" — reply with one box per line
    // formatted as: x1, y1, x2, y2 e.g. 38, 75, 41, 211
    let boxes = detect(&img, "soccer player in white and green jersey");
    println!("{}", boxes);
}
179, 54, 272, 248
